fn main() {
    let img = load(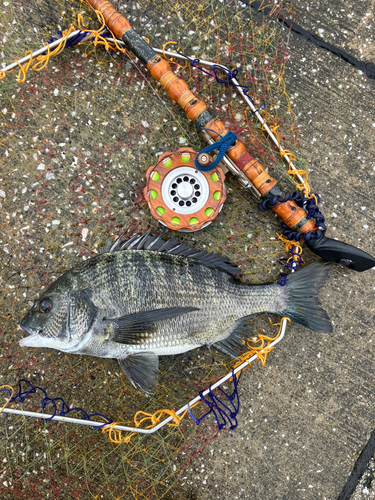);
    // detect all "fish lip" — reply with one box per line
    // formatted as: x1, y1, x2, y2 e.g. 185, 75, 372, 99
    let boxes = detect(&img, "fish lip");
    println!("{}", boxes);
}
18, 323, 38, 336
18, 323, 45, 348
19, 333, 43, 348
